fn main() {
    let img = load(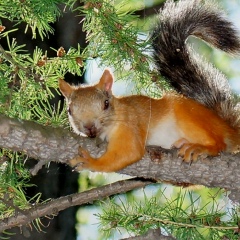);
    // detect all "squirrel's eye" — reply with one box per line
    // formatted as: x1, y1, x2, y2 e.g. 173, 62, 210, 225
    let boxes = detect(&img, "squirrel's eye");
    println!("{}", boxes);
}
104, 99, 109, 110
67, 107, 72, 115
